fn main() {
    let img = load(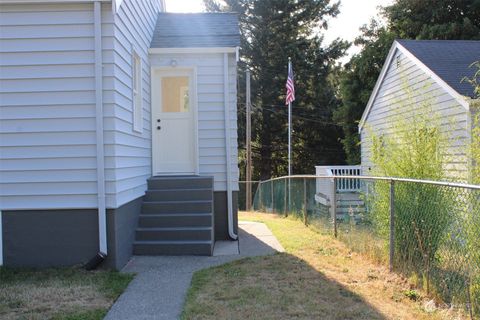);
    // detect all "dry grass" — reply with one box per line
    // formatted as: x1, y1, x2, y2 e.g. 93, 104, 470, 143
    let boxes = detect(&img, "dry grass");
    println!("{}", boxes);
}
0, 267, 133, 320
181, 212, 466, 320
